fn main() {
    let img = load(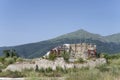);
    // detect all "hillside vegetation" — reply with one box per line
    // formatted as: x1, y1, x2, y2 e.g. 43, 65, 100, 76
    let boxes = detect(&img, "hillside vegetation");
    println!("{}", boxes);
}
0, 29, 120, 58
